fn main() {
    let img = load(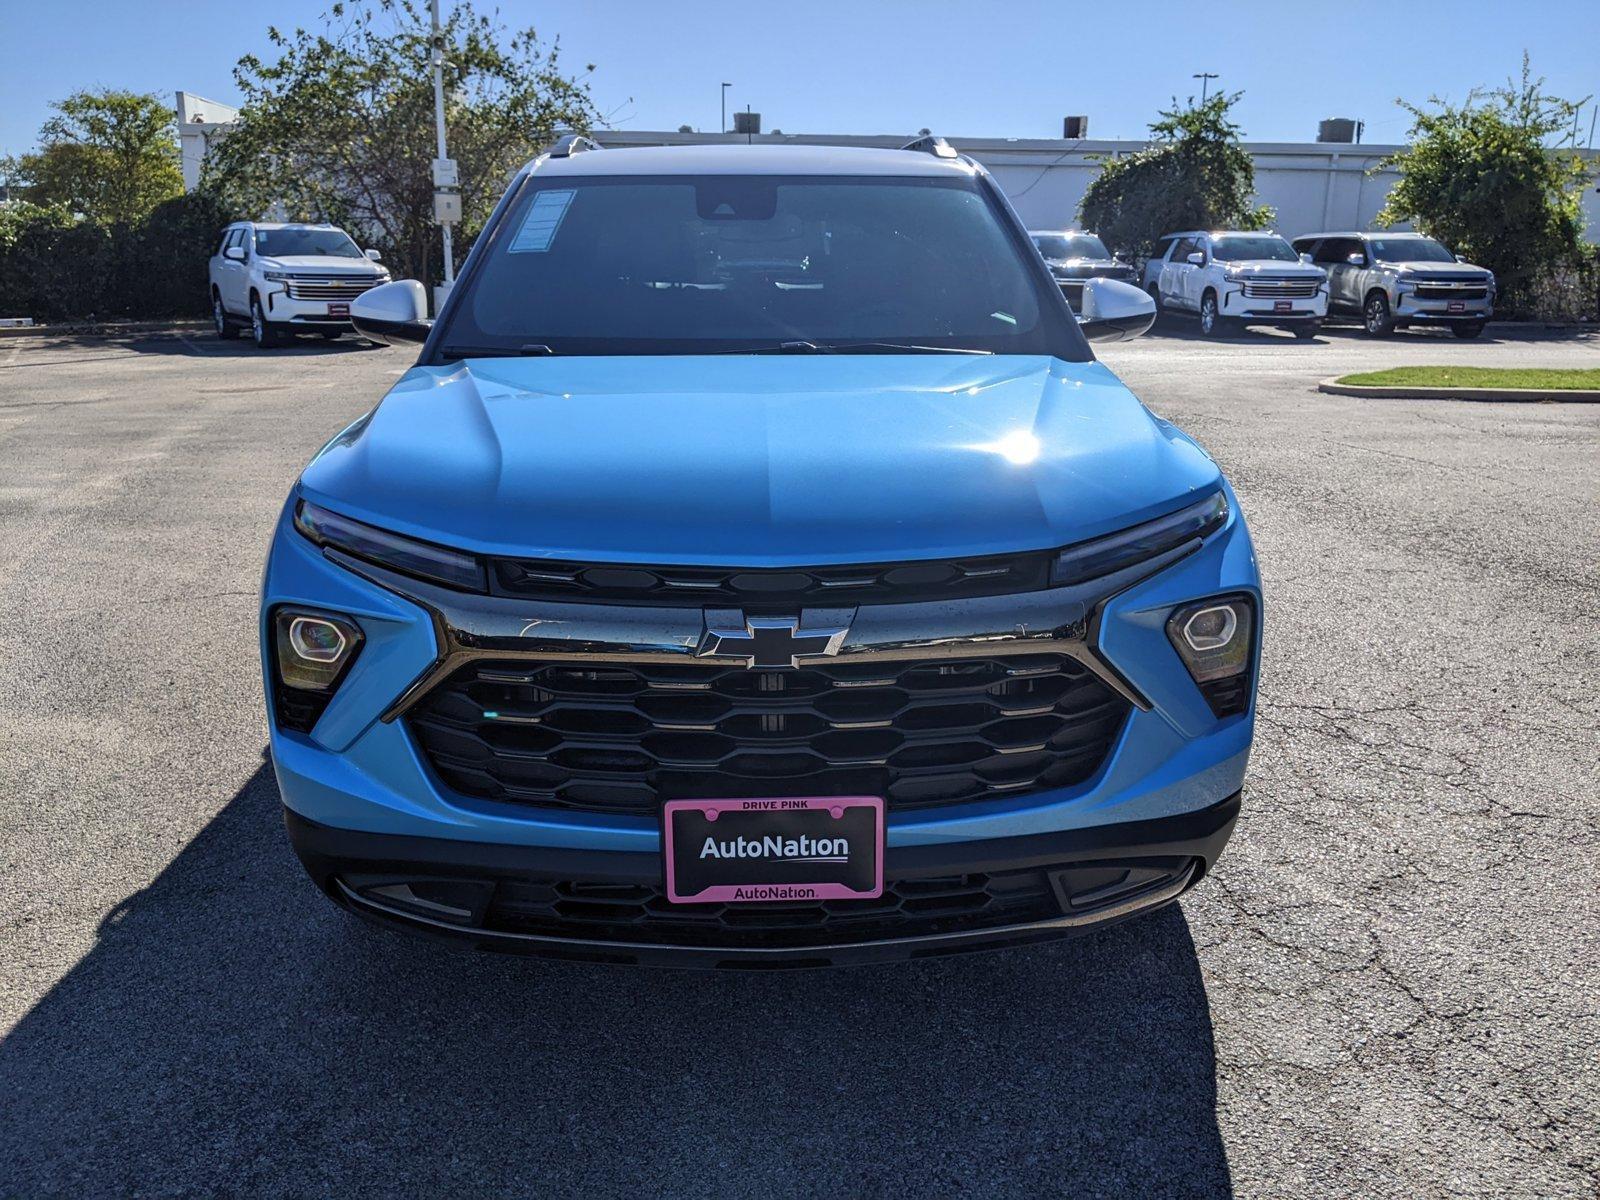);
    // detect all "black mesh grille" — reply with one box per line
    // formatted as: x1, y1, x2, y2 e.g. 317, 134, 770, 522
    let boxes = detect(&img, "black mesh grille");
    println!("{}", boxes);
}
488, 553, 1051, 606
1413, 285, 1489, 301
407, 654, 1130, 816
485, 869, 1060, 947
